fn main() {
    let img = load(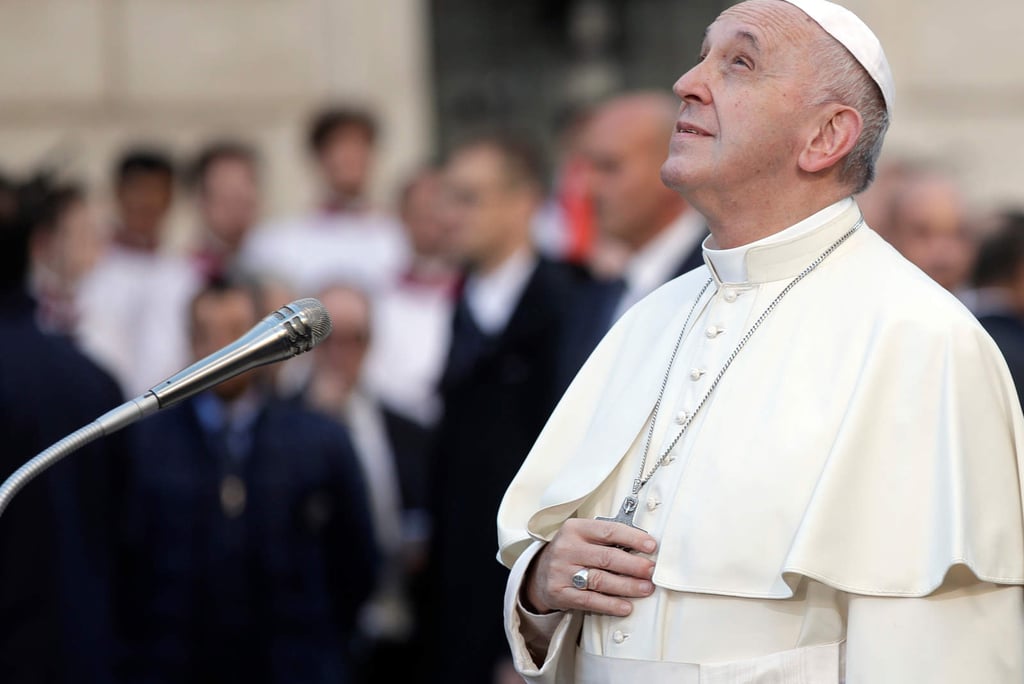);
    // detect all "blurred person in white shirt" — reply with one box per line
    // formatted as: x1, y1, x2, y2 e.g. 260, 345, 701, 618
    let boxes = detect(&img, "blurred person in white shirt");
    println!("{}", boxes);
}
188, 140, 263, 282
363, 166, 458, 427
75, 147, 200, 397
240, 106, 409, 297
